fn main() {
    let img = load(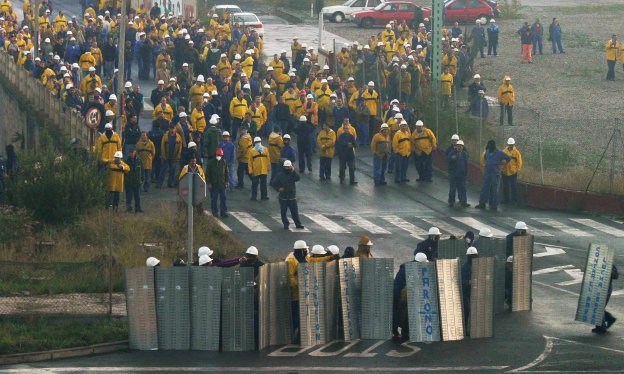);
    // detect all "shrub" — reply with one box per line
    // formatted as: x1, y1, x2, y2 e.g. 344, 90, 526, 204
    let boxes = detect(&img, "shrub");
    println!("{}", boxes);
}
499, 0, 523, 20
7, 150, 106, 224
